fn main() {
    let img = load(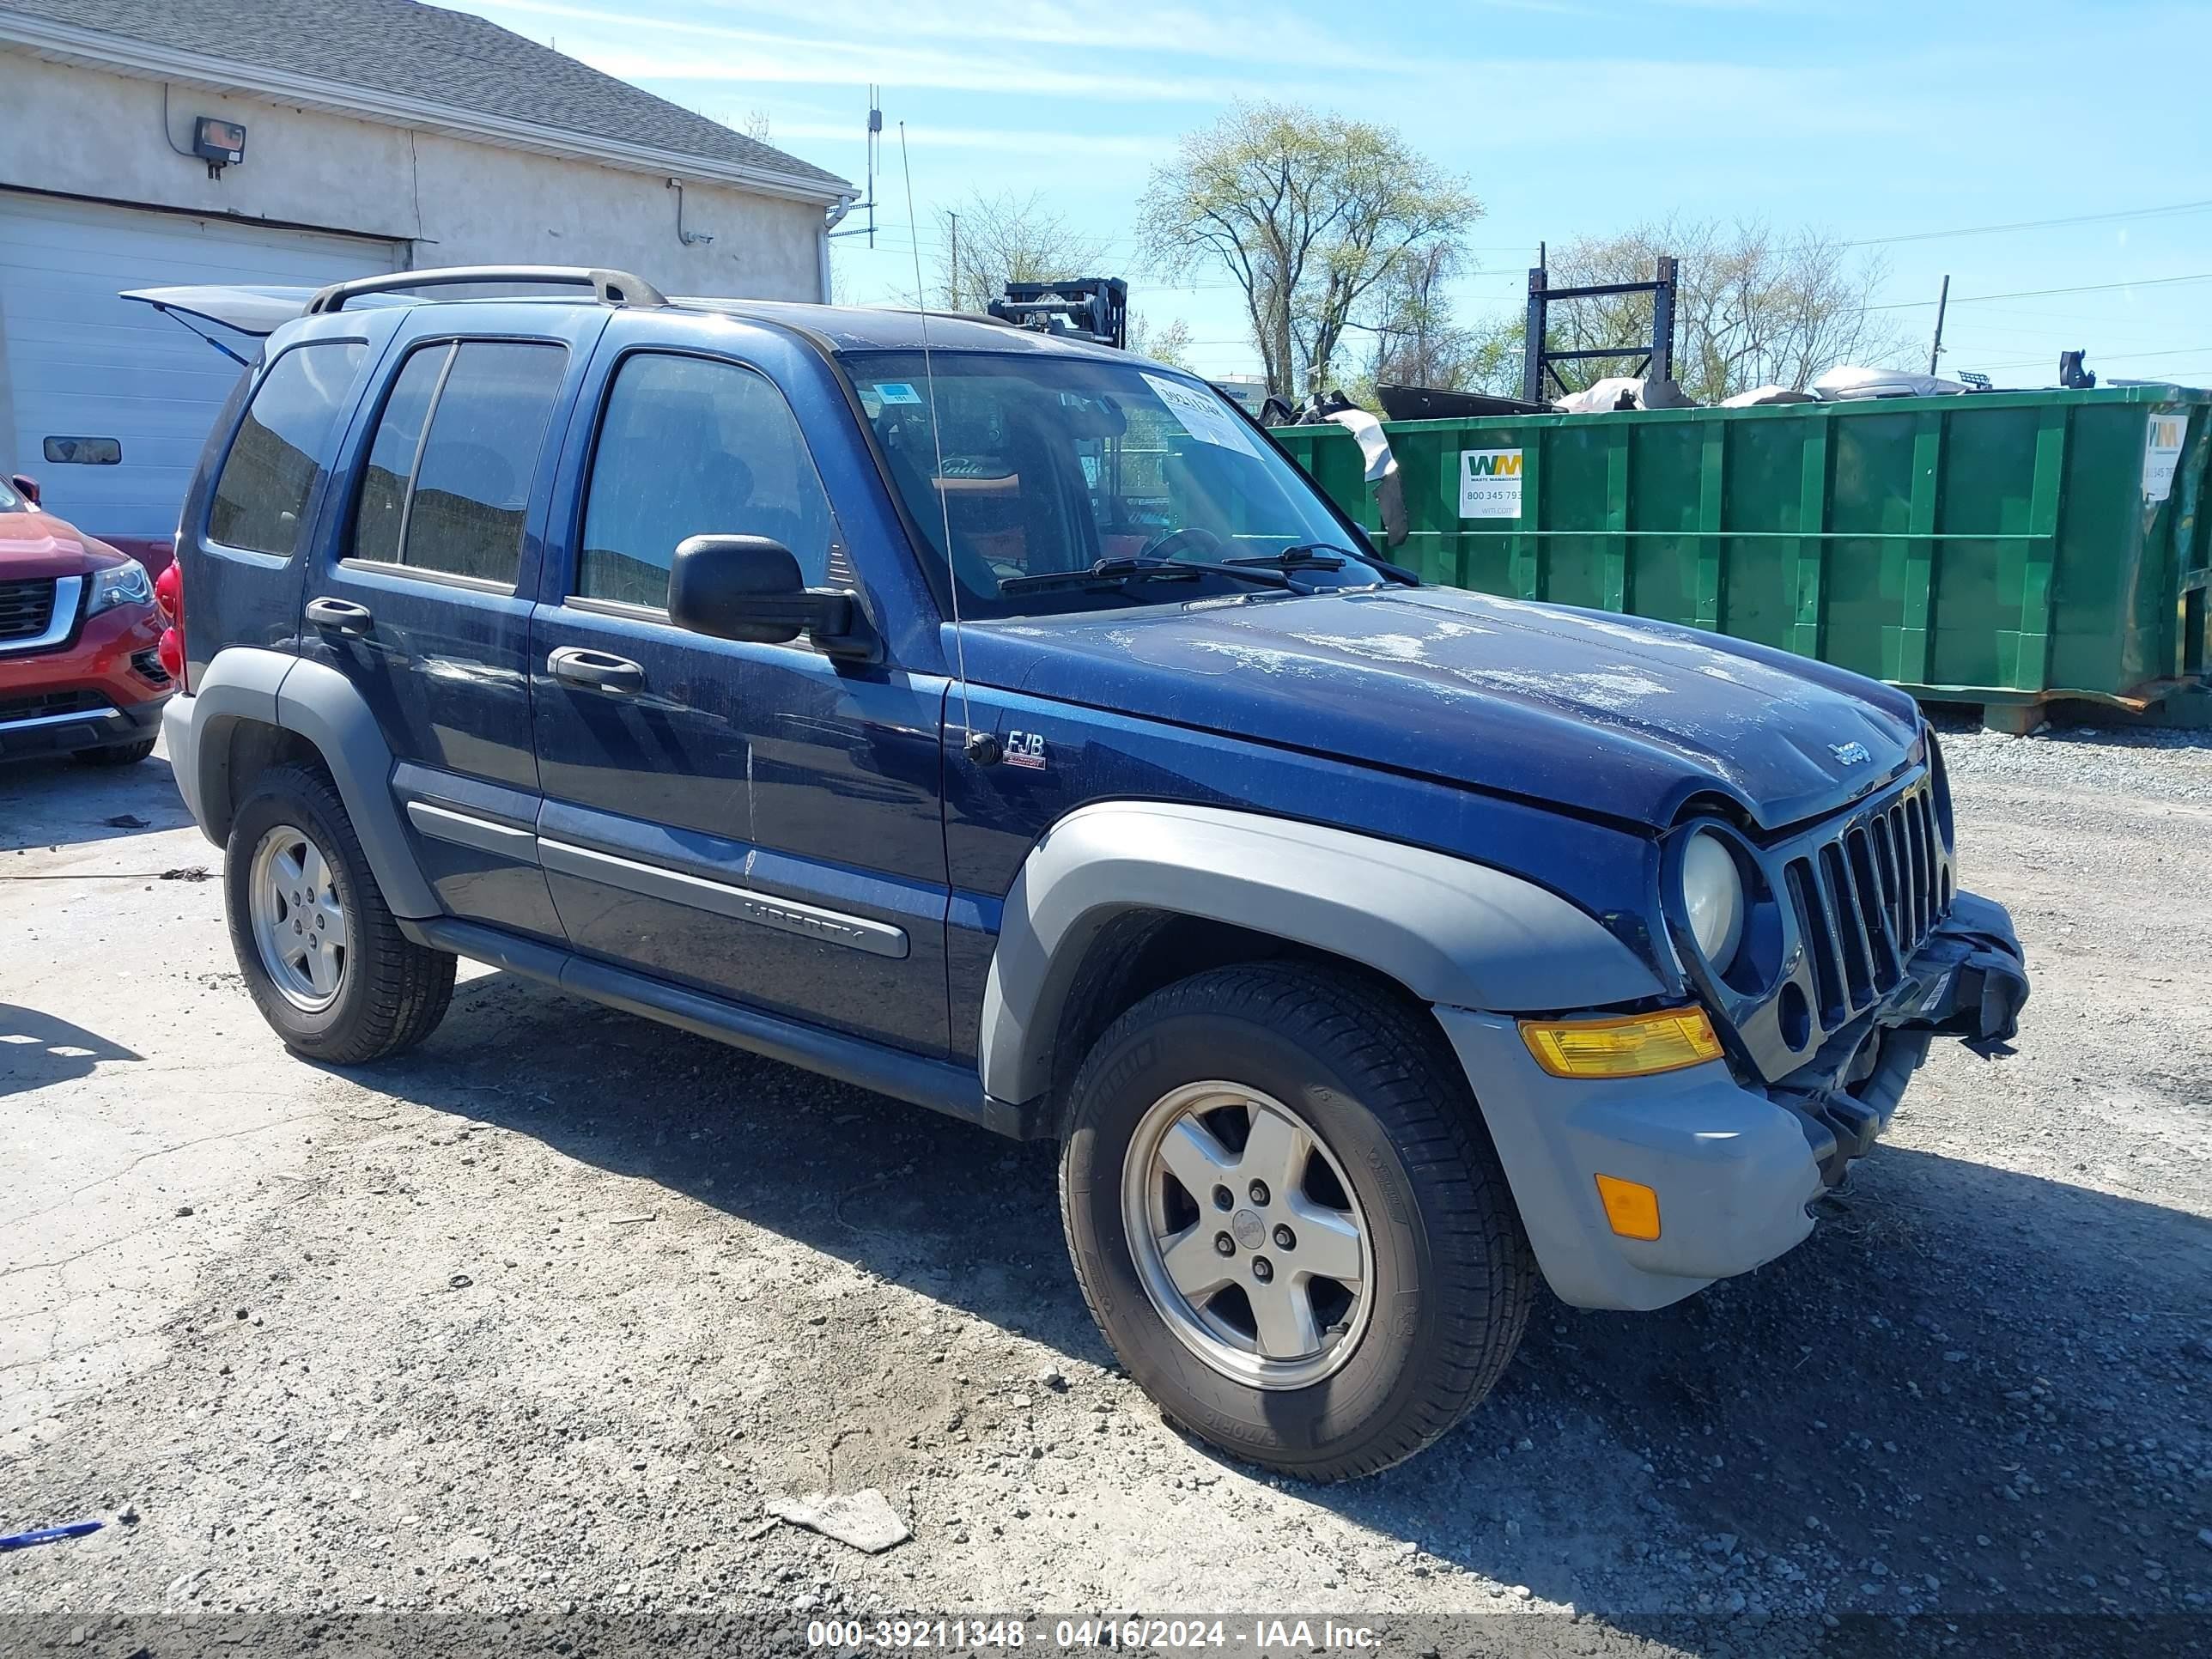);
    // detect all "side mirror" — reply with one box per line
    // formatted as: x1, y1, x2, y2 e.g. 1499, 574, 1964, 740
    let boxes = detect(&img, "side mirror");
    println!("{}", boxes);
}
10, 473, 40, 507
668, 534, 872, 657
